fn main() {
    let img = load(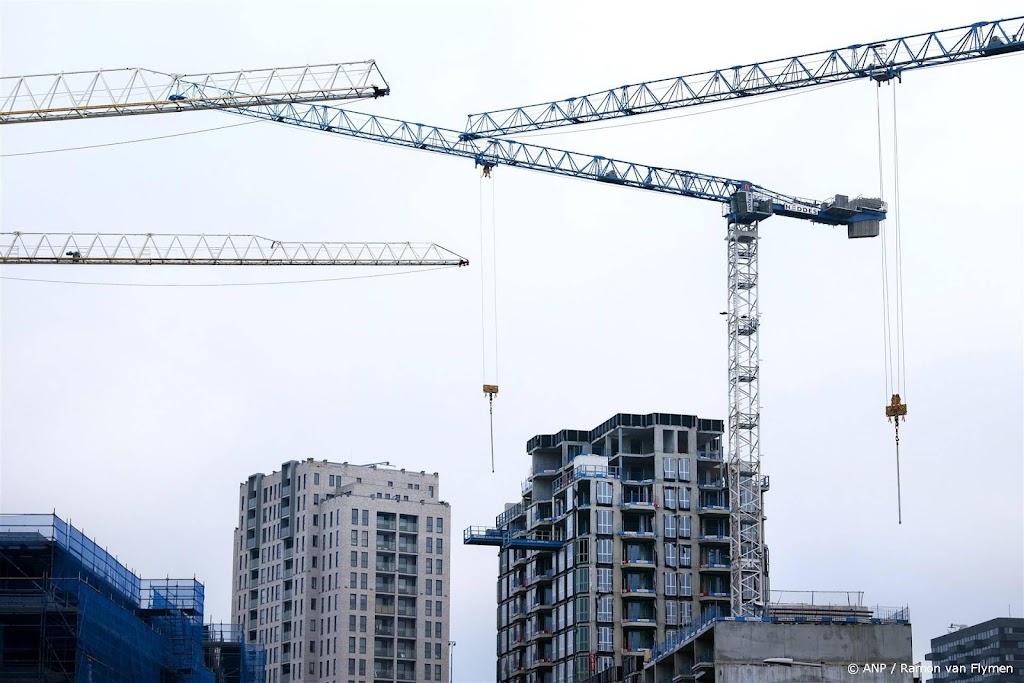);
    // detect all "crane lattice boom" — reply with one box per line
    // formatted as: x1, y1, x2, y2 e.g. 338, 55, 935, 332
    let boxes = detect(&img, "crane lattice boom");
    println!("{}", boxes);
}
0, 61, 389, 124
0, 233, 467, 266
464, 15, 1023, 136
